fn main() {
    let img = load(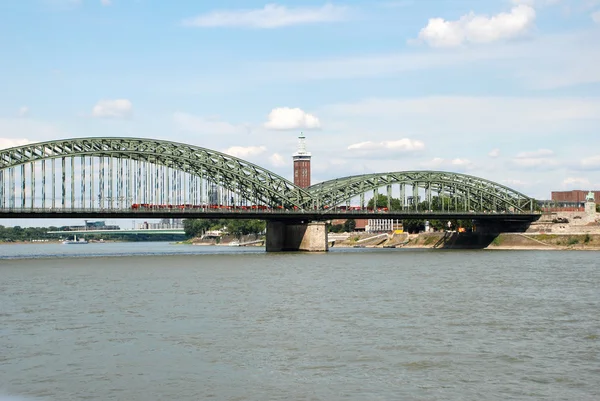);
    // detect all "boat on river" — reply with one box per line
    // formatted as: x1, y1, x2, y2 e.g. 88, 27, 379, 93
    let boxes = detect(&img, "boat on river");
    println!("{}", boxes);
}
62, 235, 88, 245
